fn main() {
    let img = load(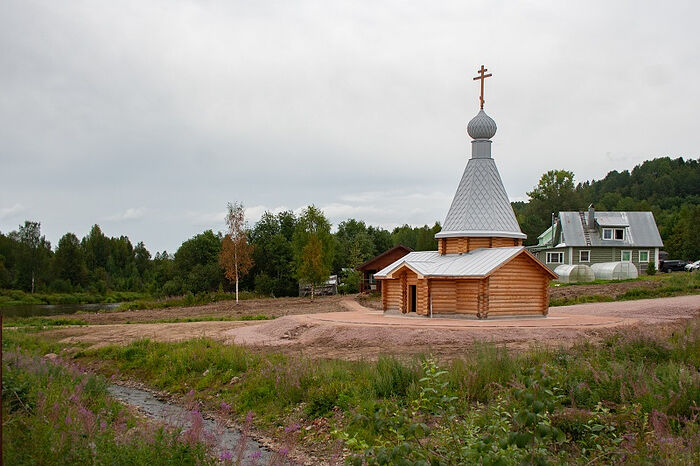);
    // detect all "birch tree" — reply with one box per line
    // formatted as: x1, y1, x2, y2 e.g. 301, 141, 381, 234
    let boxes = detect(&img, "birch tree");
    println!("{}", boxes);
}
219, 202, 253, 303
